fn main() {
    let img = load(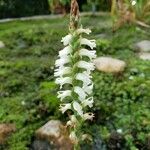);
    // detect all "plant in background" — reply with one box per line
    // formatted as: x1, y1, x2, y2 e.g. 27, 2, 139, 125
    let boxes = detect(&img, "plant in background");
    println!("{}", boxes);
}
59, 0, 70, 6
54, 0, 96, 148
111, 0, 150, 30
131, 0, 150, 23
87, 0, 99, 14
48, 0, 70, 14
